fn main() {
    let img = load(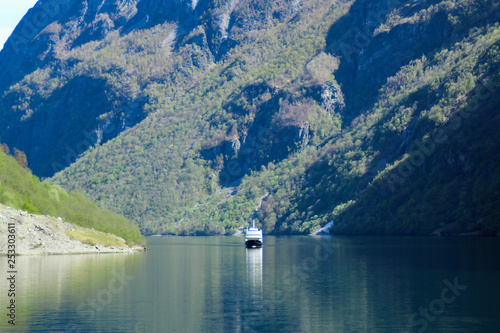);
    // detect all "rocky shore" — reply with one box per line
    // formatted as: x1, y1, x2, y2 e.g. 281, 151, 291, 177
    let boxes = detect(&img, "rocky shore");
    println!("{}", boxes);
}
0, 204, 146, 255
